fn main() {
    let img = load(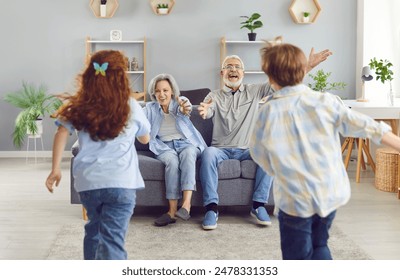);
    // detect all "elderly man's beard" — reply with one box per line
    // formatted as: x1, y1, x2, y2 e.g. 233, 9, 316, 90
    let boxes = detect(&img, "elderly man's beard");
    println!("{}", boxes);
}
223, 76, 243, 89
